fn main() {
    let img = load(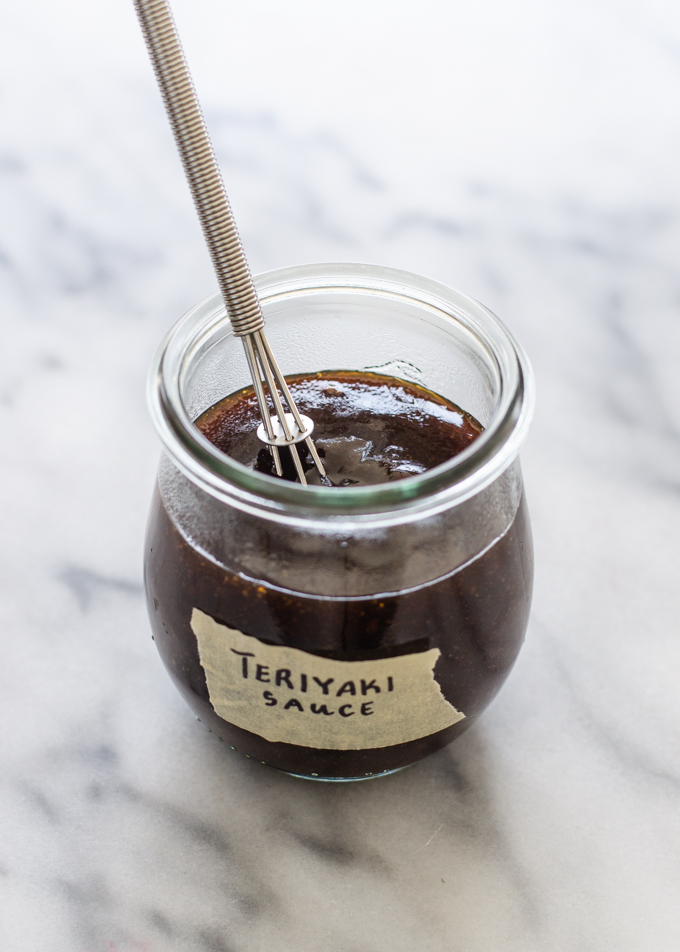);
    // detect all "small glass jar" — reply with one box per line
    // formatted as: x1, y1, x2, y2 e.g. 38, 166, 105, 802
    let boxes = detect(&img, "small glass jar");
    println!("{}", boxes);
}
145, 263, 534, 780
